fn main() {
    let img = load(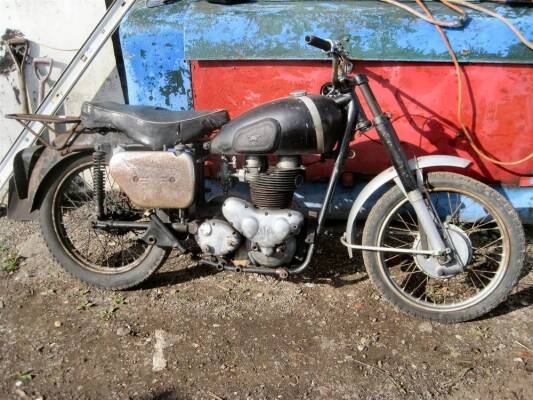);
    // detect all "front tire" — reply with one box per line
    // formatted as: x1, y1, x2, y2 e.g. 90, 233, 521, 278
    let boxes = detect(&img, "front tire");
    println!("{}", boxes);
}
39, 154, 169, 290
362, 172, 526, 323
